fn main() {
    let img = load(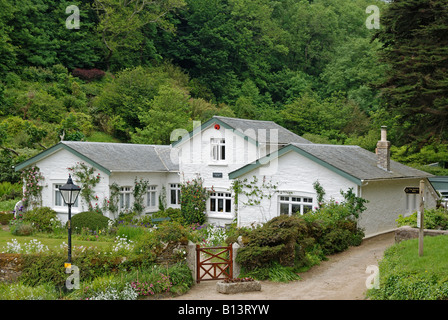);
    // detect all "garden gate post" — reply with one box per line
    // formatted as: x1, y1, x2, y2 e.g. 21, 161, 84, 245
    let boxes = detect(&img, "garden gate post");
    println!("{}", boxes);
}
186, 241, 197, 283
232, 242, 241, 278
